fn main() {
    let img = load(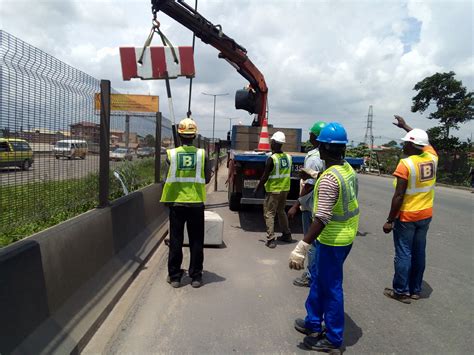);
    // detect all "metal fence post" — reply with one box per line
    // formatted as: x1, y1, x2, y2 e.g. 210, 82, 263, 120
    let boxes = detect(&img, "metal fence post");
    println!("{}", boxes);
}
155, 112, 162, 183
214, 140, 221, 192
99, 80, 111, 207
